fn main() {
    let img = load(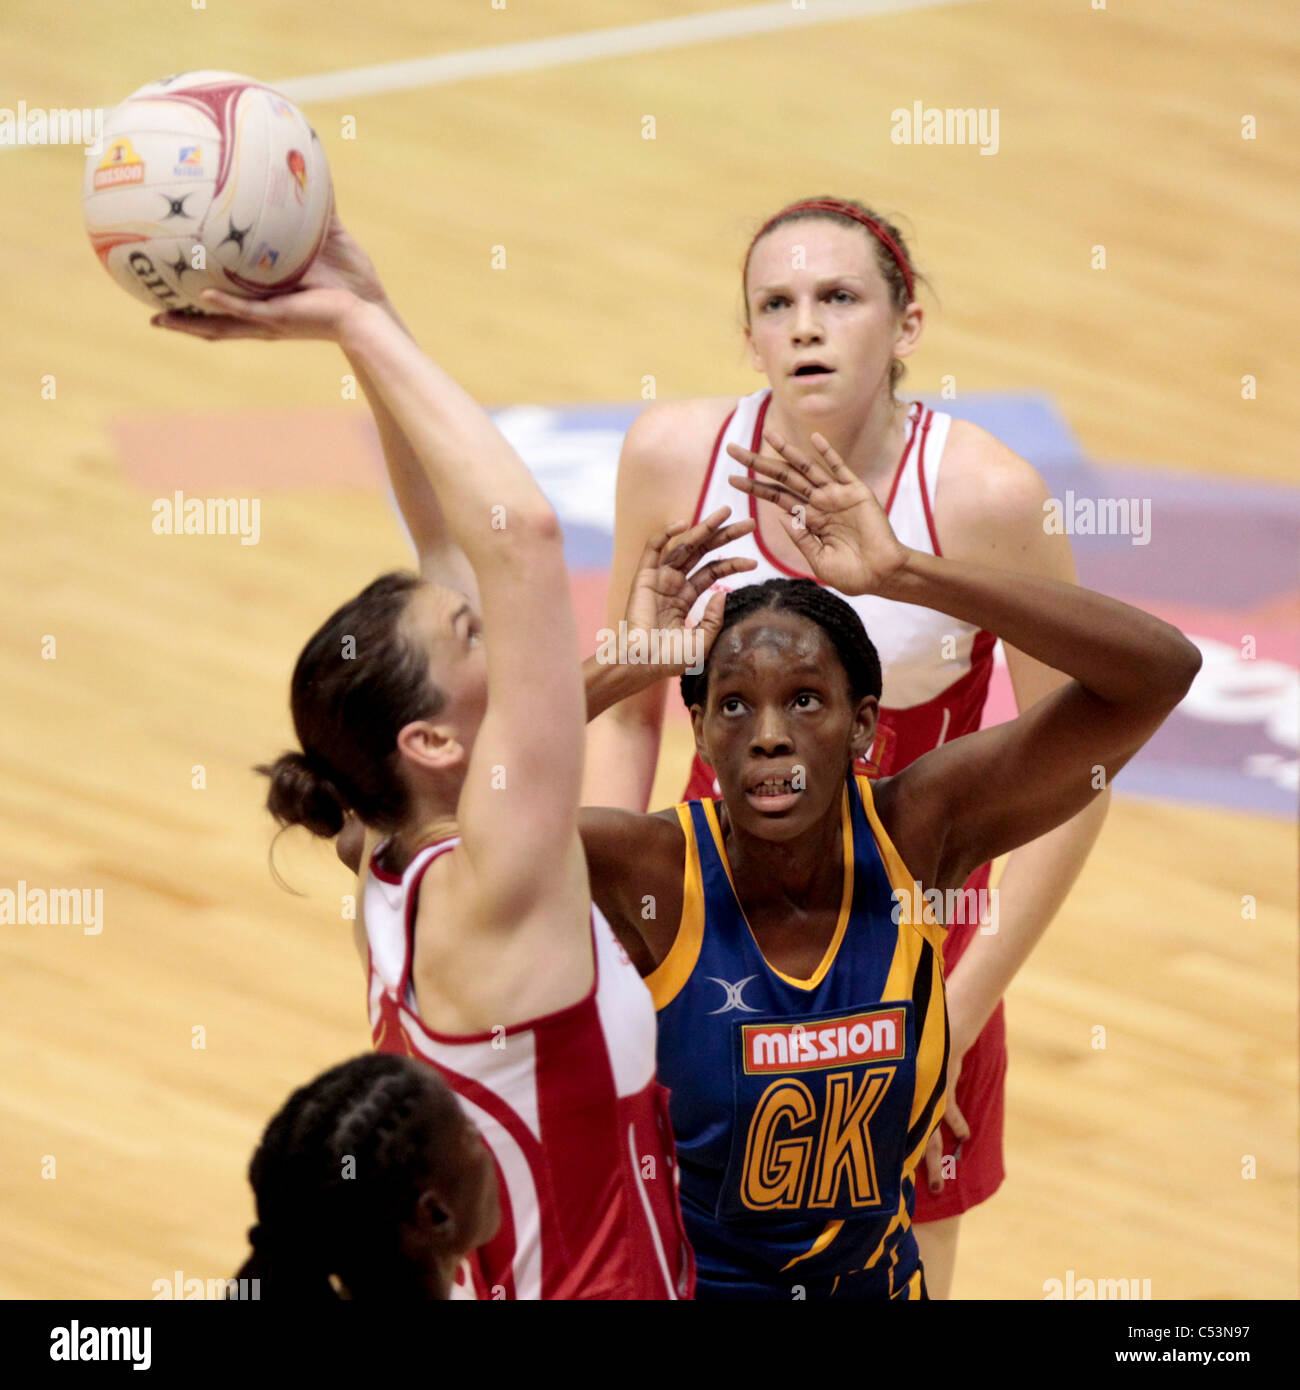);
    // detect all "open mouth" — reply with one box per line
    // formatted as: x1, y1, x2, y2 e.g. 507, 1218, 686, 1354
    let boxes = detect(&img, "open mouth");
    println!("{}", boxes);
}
792, 363, 833, 377
749, 776, 795, 794
744, 775, 802, 813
